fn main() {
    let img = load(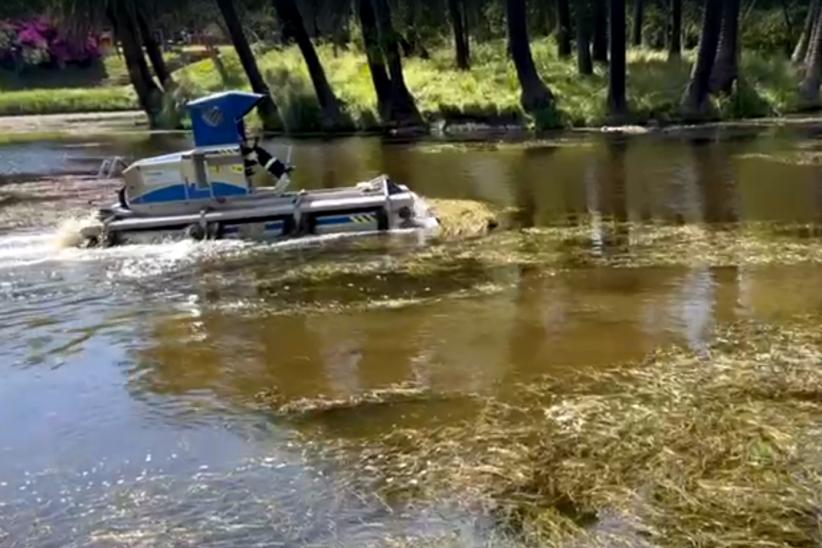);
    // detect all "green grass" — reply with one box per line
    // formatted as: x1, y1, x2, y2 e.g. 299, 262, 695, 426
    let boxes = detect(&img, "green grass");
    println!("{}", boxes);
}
173, 38, 805, 130
0, 87, 136, 116
0, 38, 807, 129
